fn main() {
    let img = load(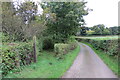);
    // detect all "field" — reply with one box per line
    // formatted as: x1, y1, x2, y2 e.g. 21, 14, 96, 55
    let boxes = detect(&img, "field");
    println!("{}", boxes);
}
76, 36, 118, 40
